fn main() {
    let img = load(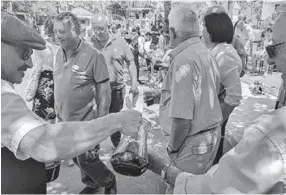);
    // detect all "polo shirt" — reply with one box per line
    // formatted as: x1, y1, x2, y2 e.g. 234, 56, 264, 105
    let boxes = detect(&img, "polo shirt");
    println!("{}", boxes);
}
159, 37, 223, 136
1, 79, 47, 193
54, 40, 109, 122
91, 34, 134, 90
